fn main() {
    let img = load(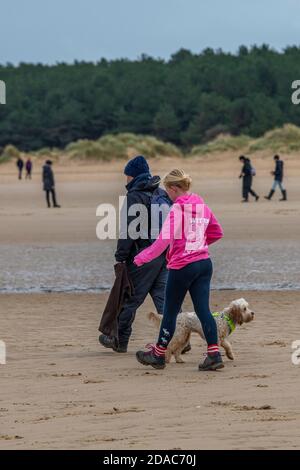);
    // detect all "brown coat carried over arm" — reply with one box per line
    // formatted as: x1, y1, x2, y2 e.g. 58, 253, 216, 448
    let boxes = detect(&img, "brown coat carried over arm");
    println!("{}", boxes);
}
99, 263, 134, 343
